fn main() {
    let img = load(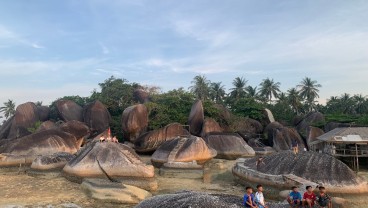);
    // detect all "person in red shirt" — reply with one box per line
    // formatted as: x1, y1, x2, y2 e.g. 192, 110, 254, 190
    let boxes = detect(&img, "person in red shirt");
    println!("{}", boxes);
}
302, 185, 316, 208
